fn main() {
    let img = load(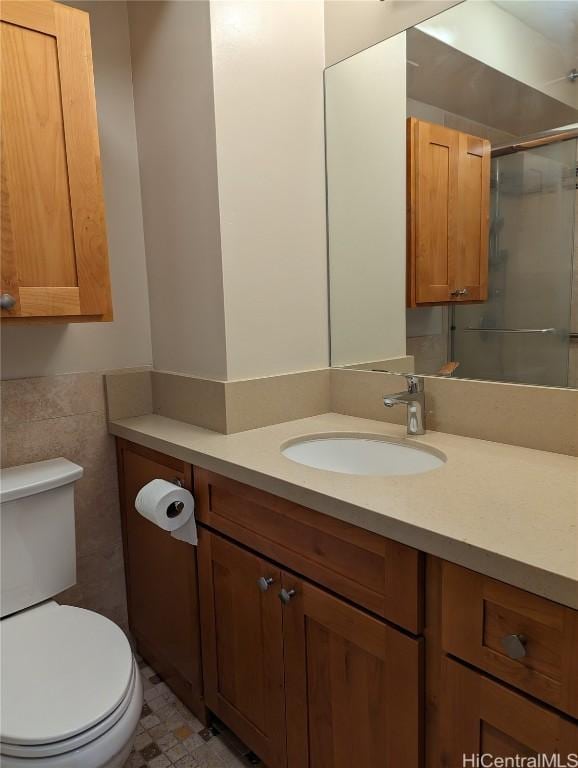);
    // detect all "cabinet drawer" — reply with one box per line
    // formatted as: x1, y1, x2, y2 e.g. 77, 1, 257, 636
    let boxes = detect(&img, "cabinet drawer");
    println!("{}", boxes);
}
441, 561, 578, 718
194, 469, 422, 633
440, 658, 578, 766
